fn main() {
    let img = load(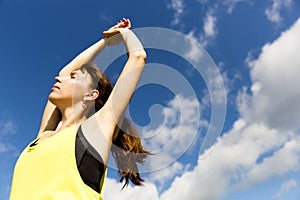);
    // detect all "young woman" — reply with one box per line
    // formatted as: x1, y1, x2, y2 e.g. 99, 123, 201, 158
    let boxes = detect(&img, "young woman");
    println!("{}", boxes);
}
10, 18, 150, 200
